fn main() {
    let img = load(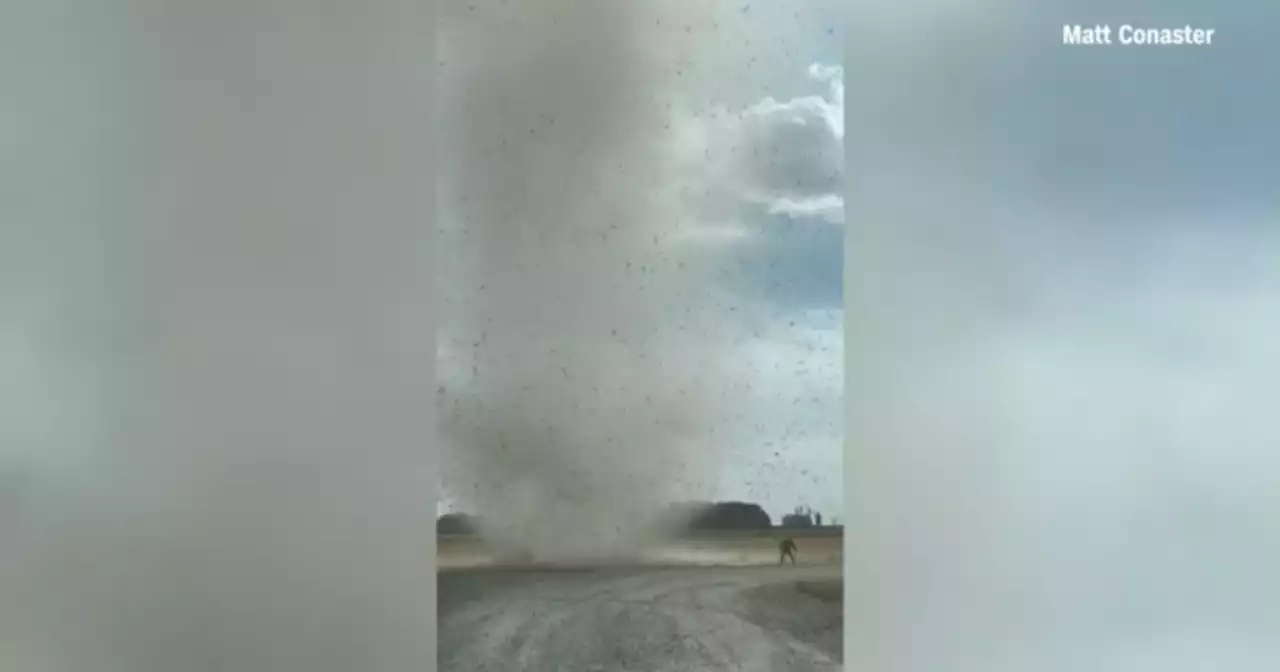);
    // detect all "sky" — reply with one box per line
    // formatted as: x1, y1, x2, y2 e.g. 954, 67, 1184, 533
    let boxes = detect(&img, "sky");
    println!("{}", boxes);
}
845, 0, 1280, 669
436, 0, 844, 531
